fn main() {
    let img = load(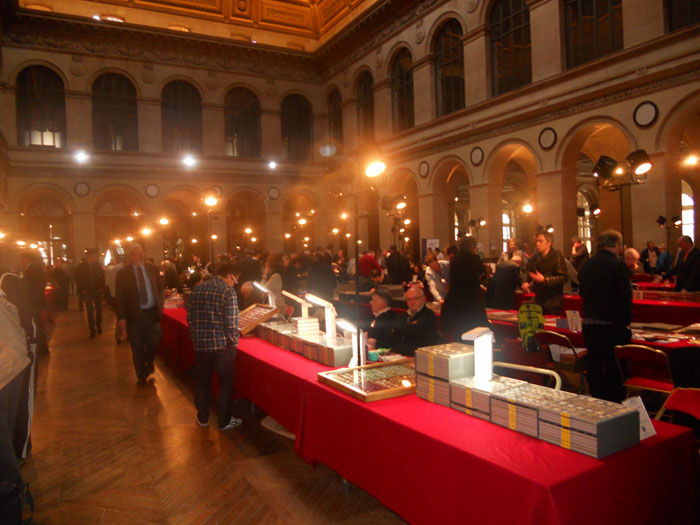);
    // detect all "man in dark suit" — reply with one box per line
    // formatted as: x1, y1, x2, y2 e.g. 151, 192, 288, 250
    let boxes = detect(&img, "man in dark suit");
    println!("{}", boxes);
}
116, 243, 164, 385
671, 236, 700, 292
365, 287, 398, 350
393, 284, 440, 356
386, 245, 411, 286
74, 249, 105, 339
